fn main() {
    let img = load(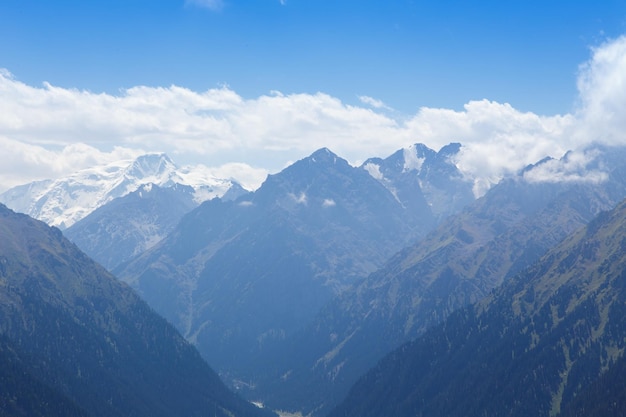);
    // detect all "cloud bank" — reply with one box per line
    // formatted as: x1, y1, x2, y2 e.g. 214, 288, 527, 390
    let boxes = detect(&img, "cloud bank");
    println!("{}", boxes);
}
575, 35, 626, 146
1, 36, 626, 194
